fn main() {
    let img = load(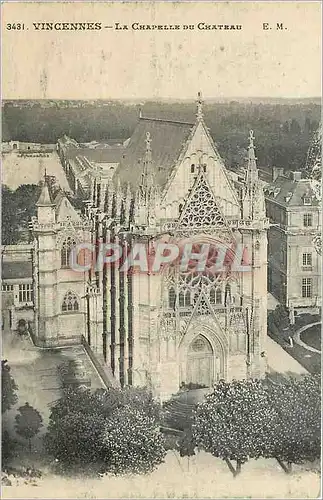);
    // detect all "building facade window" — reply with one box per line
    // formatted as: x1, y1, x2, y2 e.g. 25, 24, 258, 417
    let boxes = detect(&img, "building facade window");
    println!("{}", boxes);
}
303, 197, 312, 206
302, 278, 312, 298
303, 214, 313, 227
302, 253, 312, 267
2, 284, 14, 292
190, 164, 195, 173
61, 291, 79, 312
18, 284, 33, 303
61, 236, 77, 268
